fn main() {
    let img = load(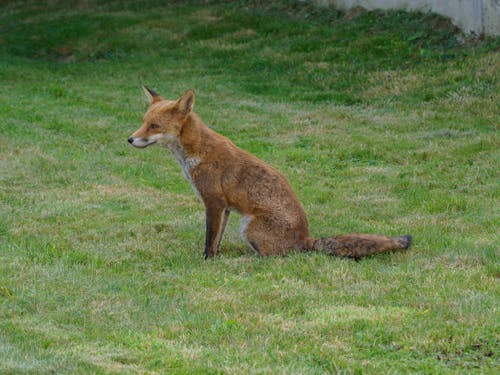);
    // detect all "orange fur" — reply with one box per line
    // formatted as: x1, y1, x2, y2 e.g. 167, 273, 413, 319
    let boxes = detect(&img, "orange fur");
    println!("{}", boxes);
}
129, 88, 412, 259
